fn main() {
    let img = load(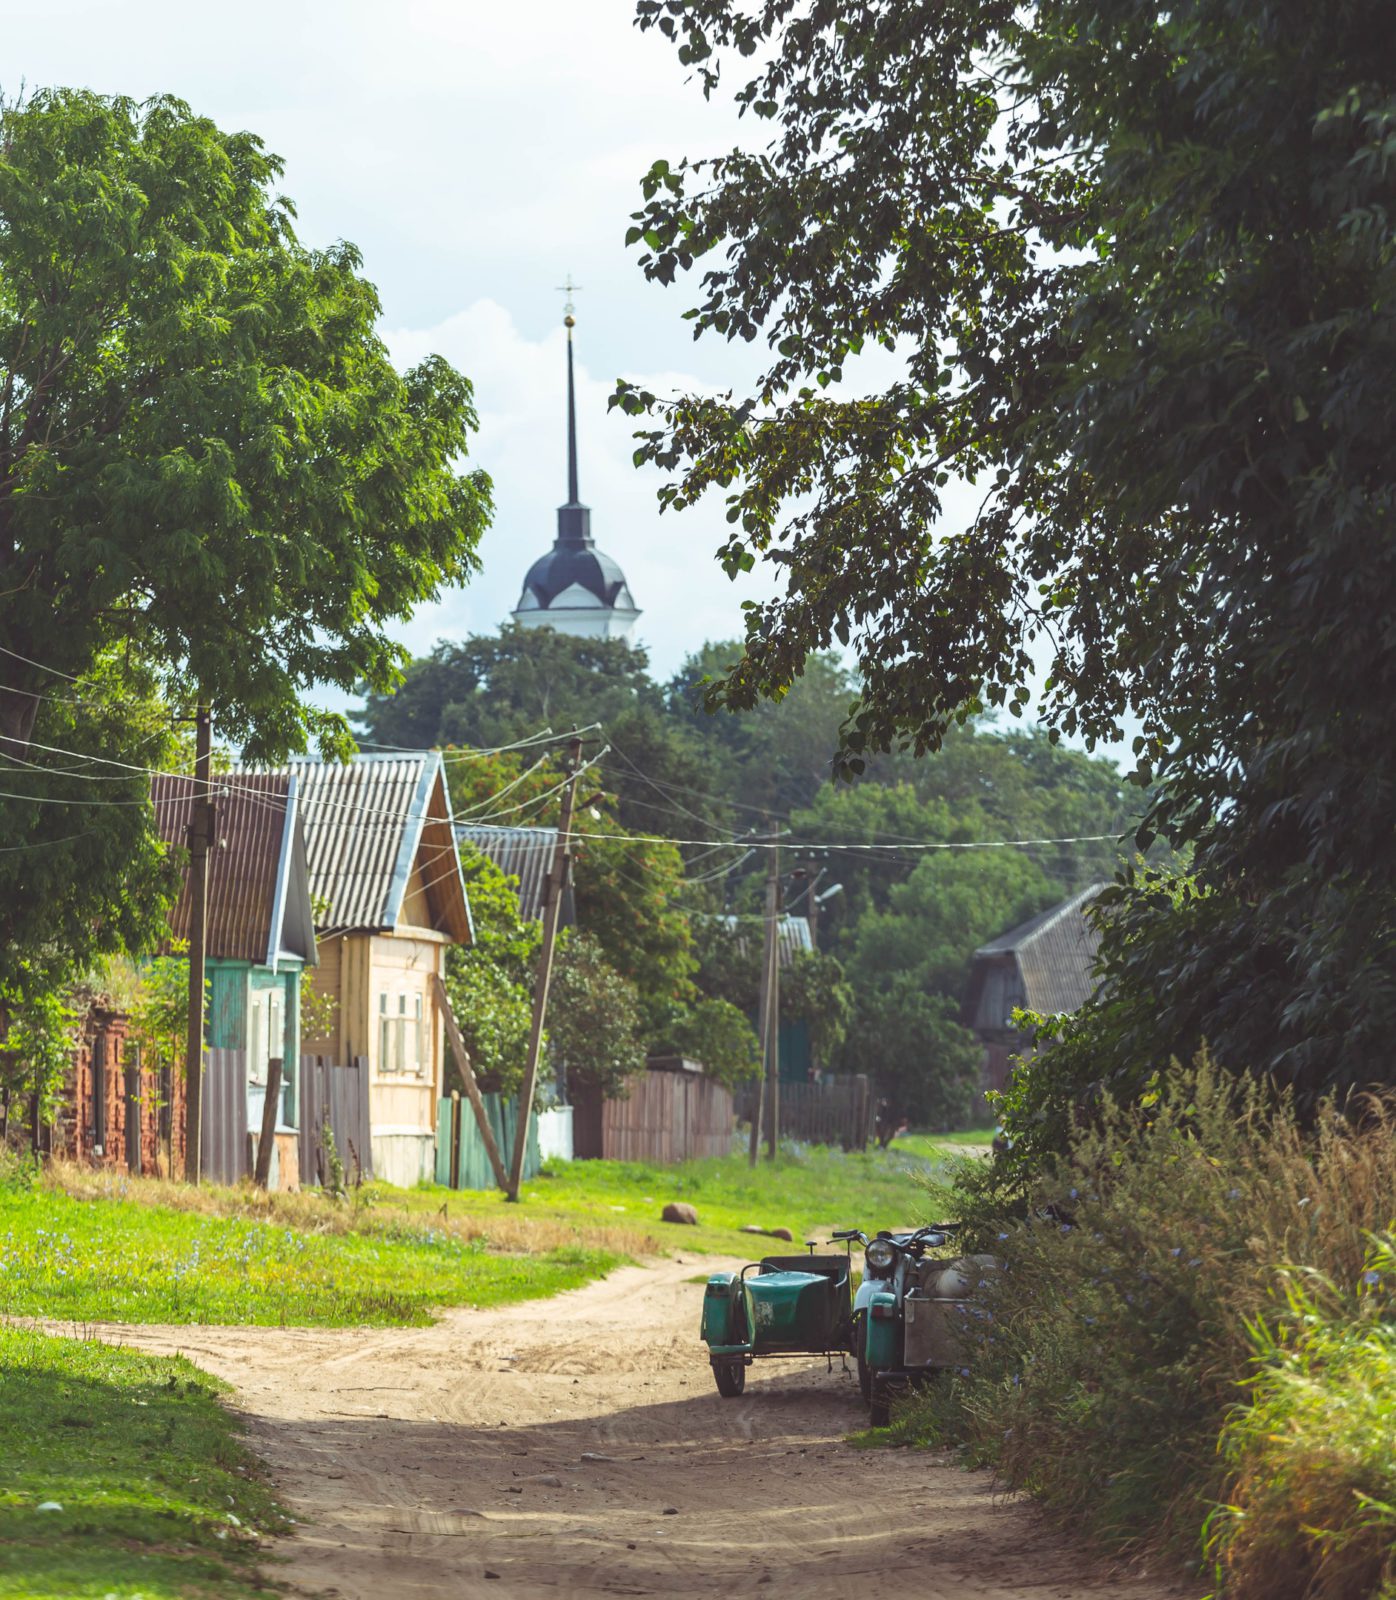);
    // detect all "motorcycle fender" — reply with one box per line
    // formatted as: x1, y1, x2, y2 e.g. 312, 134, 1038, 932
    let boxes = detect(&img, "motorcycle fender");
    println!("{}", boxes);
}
864, 1291, 899, 1368
701, 1274, 753, 1354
